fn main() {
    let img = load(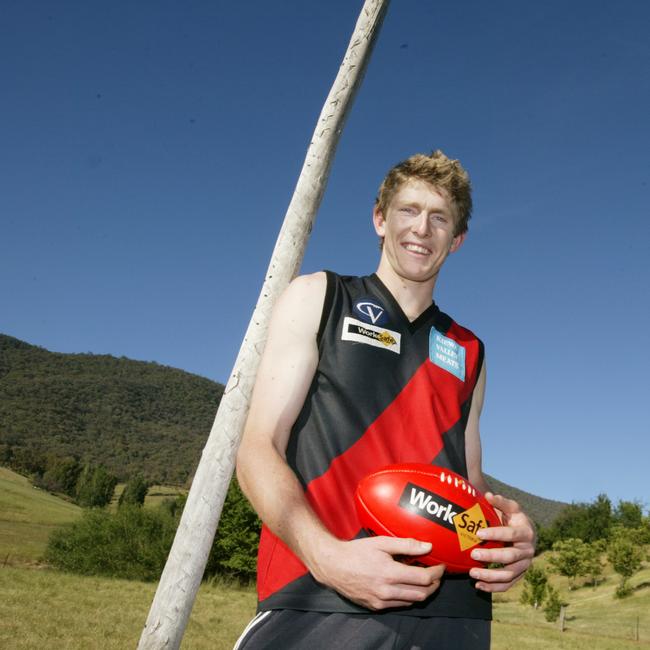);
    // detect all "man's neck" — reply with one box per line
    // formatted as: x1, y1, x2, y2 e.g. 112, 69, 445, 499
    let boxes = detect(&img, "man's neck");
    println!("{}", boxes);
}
375, 264, 438, 322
